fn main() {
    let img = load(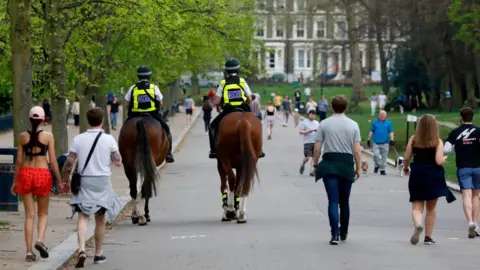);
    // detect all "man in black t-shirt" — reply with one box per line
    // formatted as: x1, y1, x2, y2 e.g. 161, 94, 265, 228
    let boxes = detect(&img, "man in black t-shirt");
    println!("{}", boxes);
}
445, 107, 480, 238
